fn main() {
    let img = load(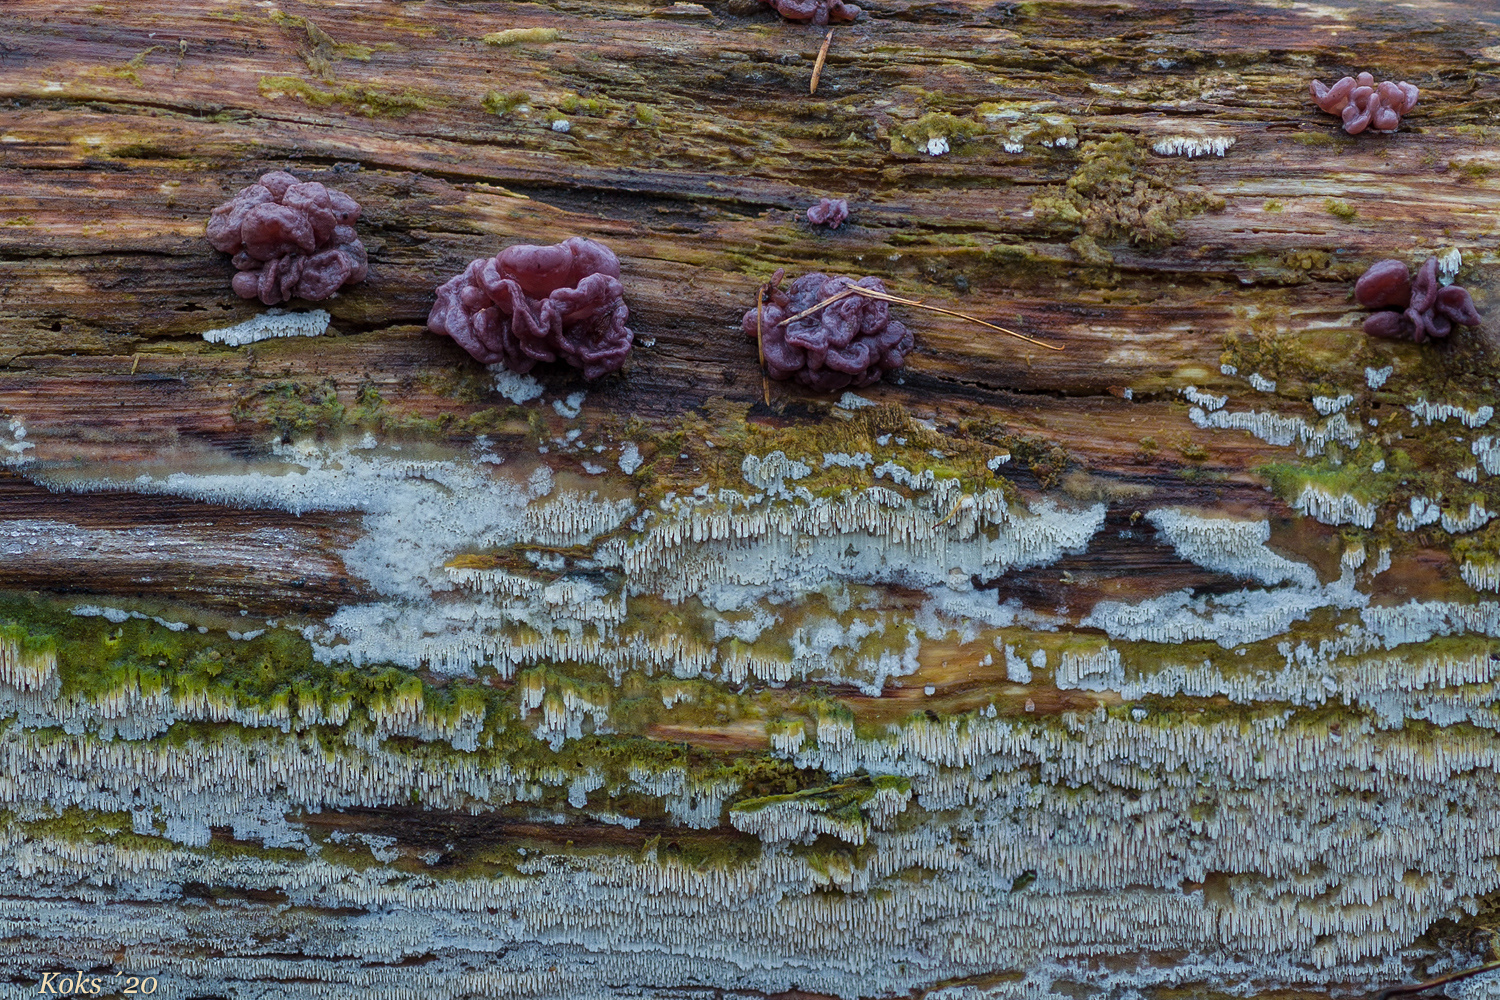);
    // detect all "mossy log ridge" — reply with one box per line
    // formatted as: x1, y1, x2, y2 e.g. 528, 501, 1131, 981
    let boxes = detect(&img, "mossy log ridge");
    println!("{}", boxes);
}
2, 1, 1500, 998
